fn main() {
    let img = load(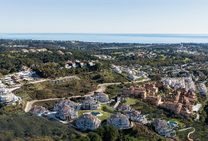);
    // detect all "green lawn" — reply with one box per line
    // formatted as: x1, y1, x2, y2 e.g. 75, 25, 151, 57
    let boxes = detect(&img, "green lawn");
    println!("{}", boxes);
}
184, 58, 190, 62
78, 104, 114, 121
112, 52, 123, 55
124, 98, 137, 105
